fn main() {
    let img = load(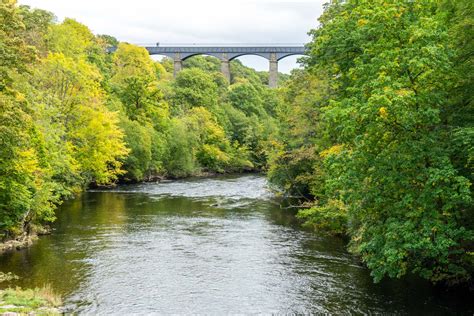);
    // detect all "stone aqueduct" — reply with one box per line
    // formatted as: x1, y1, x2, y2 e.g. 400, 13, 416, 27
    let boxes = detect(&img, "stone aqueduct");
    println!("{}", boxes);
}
143, 45, 307, 88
